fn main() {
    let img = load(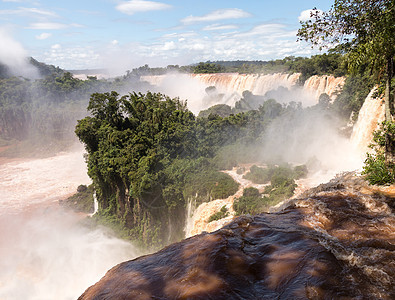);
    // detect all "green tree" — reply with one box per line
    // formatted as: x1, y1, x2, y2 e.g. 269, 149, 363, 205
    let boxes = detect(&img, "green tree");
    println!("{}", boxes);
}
297, 0, 394, 163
